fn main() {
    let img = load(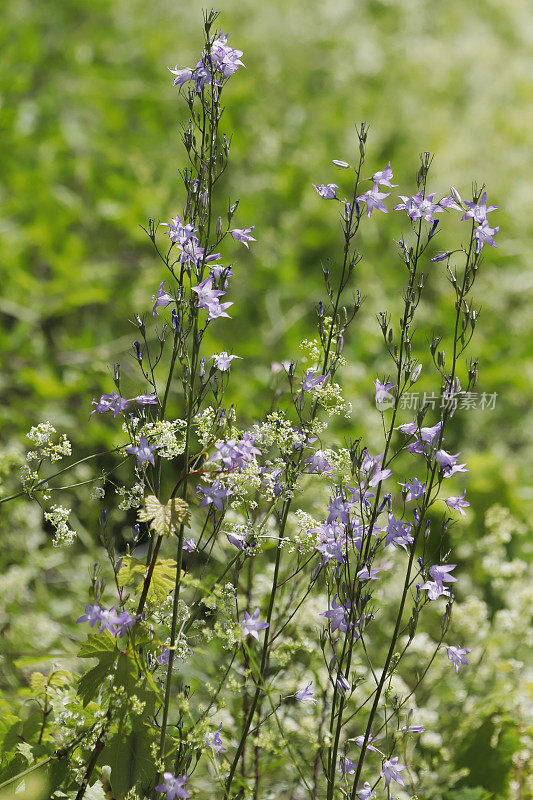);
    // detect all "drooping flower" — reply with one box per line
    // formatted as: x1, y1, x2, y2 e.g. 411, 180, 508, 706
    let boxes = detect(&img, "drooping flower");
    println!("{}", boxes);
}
314, 522, 346, 565
327, 495, 351, 525
155, 773, 190, 800
313, 183, 339, 199
439, 195, 462, 211
89, 392, 129, 420
357, 565, 382, 581
134, 393, 159, 407
152, 281, 174, 317
114, 610, 137, 638
435, 448, 469, 477
447, 645, 472, 673
231, 226, 256, 248
445, 490, 470, 516
381, 757, 406, 787
76, 603, 105, 629
336, 673, 350, 695
208, 439, 243, 471
338, 756, 357, 777
191, 276, 233, 321
475, 220, 499, 252
205, 723, 226, 755
372, 161, 397, 188
354, 731, 380, 753
320, 595, 350, 633
399, 477, 426, 501
302, 369, 327, 393
361, 450, 392, 487
356, 183, 390, 217
182, 537, 196, 552
209, 352, 242, 371
294, 682, 317, 705
374, 378, 395, 409
168, 66, 194, 91
429, 563, 457, 590
384, 513, 413, 551
357, 782, 376, 800
76, 604, 120, 635
126, 434, 160, 468
242, 608, 269, 640
305, 449, 333, 475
